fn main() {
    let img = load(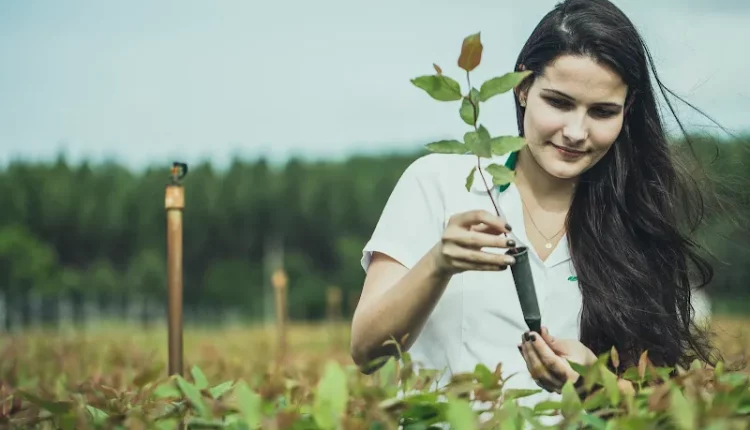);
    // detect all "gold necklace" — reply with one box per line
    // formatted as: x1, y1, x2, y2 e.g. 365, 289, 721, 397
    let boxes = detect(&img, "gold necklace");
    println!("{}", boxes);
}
520, 197, 566, 249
